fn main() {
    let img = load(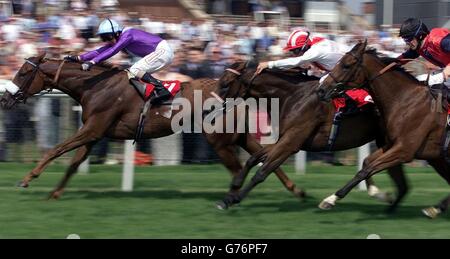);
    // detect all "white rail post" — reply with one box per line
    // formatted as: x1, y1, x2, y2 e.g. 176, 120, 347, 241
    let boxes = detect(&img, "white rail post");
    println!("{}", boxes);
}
122, 140, 135, 192
73, 105, 89, 174
358, 144, 371, 191
295, 151, 307, 175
